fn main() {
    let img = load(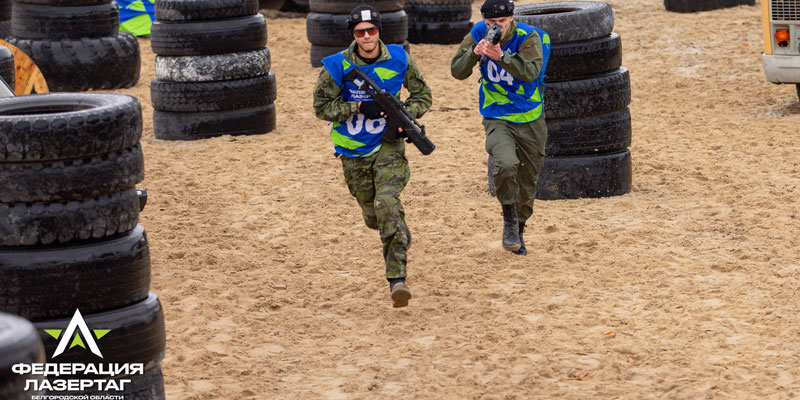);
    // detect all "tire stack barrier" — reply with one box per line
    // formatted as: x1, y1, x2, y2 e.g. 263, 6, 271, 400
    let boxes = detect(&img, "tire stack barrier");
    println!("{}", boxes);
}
0, 312, 46, 400
151, 0, 276, 140
507, 1, 632, 200
308, 0, 408, 67
0, 0, 10, 38
664, 0, 754, 13
405, 0, 471, 45
4, 0, 140, 92
0, 44, 14, 91
0, 93, 167, 399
